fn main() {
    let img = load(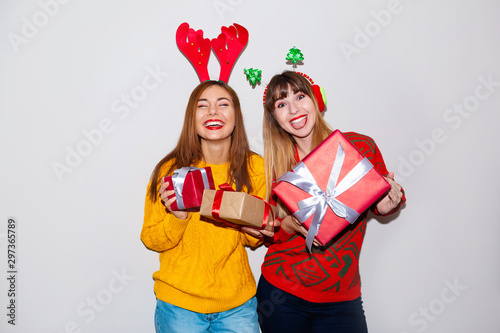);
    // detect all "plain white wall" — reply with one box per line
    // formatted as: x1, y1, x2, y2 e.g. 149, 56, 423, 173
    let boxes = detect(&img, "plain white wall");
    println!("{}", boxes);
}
1, 0, 499, 332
